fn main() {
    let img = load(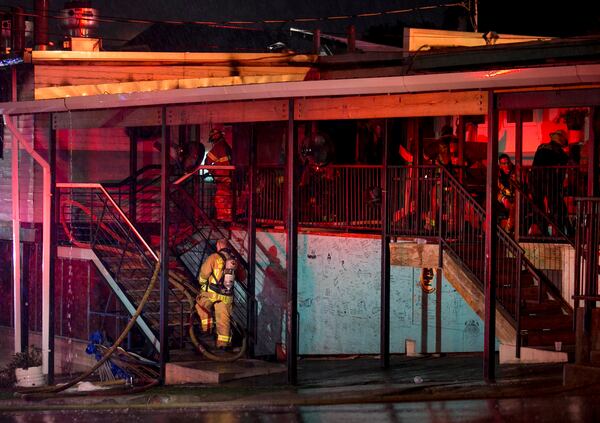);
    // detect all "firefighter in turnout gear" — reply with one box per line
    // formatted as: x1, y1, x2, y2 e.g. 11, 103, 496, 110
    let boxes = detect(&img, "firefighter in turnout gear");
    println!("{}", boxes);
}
206, 128, 233, 222
196, 239, 247, 348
